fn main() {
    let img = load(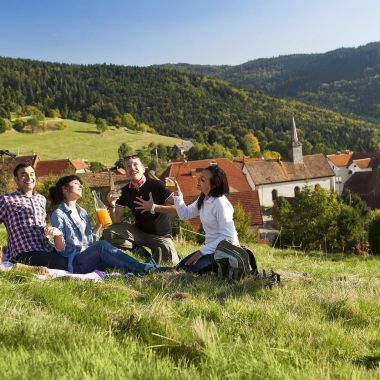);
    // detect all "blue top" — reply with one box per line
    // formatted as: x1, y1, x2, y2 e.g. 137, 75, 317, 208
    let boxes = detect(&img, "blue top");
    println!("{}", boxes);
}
51, 202, 97, 272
